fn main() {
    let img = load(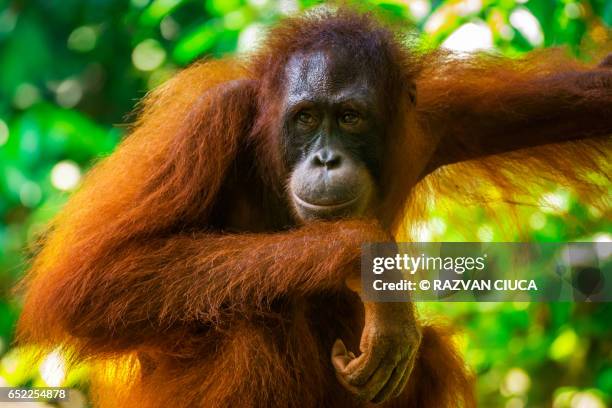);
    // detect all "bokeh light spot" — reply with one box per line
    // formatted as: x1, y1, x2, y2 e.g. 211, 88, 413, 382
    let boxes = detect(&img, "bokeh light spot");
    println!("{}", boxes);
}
570, 391, 605, 408
501, 368, 531, 396
442, 21, 493, 52
68, 26, 98, 52
55, 78, 84, 108
407, 0, 431, 21
161, 16, 180, 40
455, 0, 482, 16
132, 39, 167, 71
51, 160, 82, 191
510, 8, 543, 47
39, 350, 65, 387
